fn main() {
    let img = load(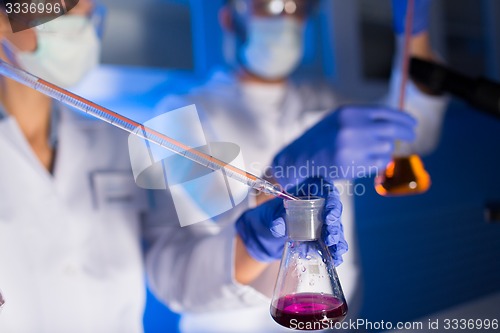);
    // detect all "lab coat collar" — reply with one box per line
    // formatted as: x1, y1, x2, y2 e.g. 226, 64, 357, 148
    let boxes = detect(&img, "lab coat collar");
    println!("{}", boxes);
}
208, 67, 303, 119
204, 67, 308, 151
0, 115, 56, 193
0, 102, 61, 149
0, 102, 80, 193
207, 67, 238, 85
209, 66, 294, 89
